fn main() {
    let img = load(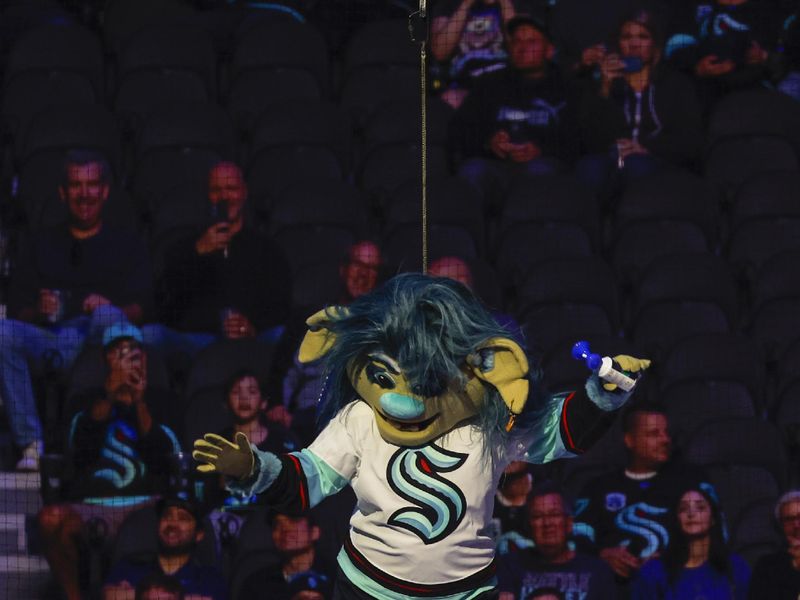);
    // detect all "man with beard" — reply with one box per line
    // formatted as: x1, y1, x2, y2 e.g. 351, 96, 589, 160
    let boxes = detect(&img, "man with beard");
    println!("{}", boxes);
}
0, 149, 152, 471
37, 324, 182, 600
103, 497, 228, 600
